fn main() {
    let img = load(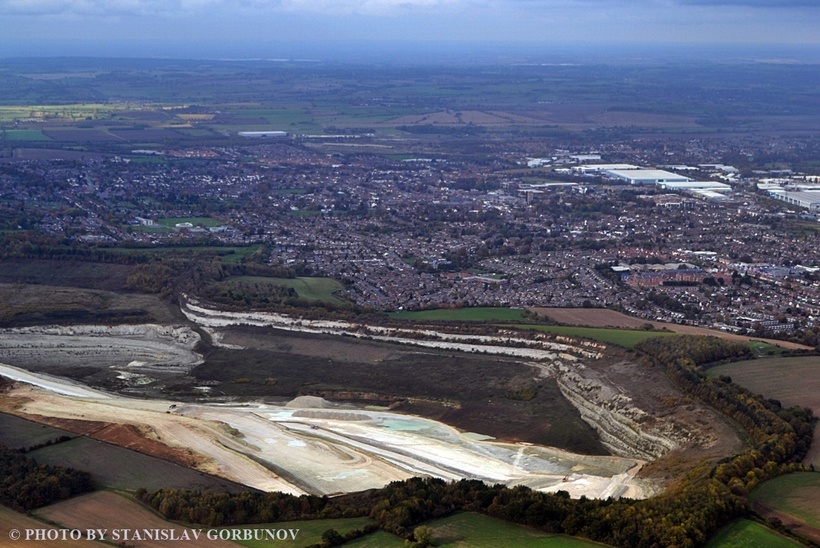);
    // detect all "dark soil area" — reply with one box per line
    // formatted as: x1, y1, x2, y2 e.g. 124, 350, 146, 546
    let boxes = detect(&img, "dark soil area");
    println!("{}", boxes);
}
0, 279, 183, 327
191, 327, 608, 455
0, 259, 135, 291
